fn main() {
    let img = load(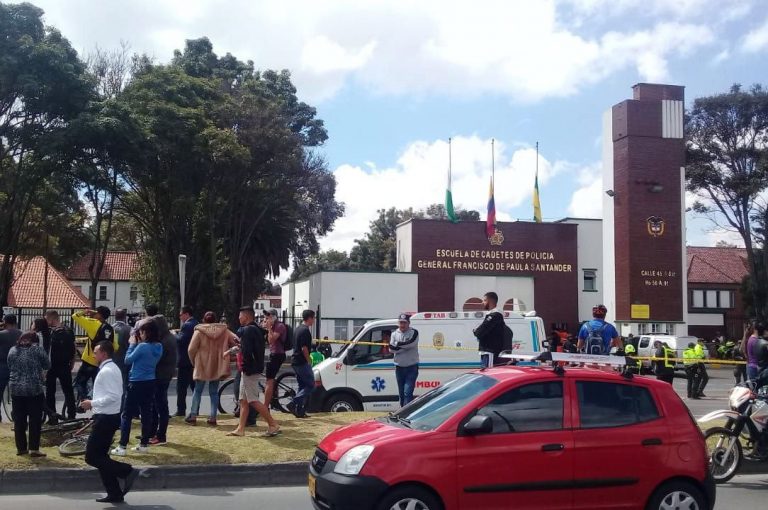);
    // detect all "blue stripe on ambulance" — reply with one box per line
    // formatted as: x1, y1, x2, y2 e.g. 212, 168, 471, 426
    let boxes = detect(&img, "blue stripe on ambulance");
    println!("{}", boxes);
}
530, 321, 539, 351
